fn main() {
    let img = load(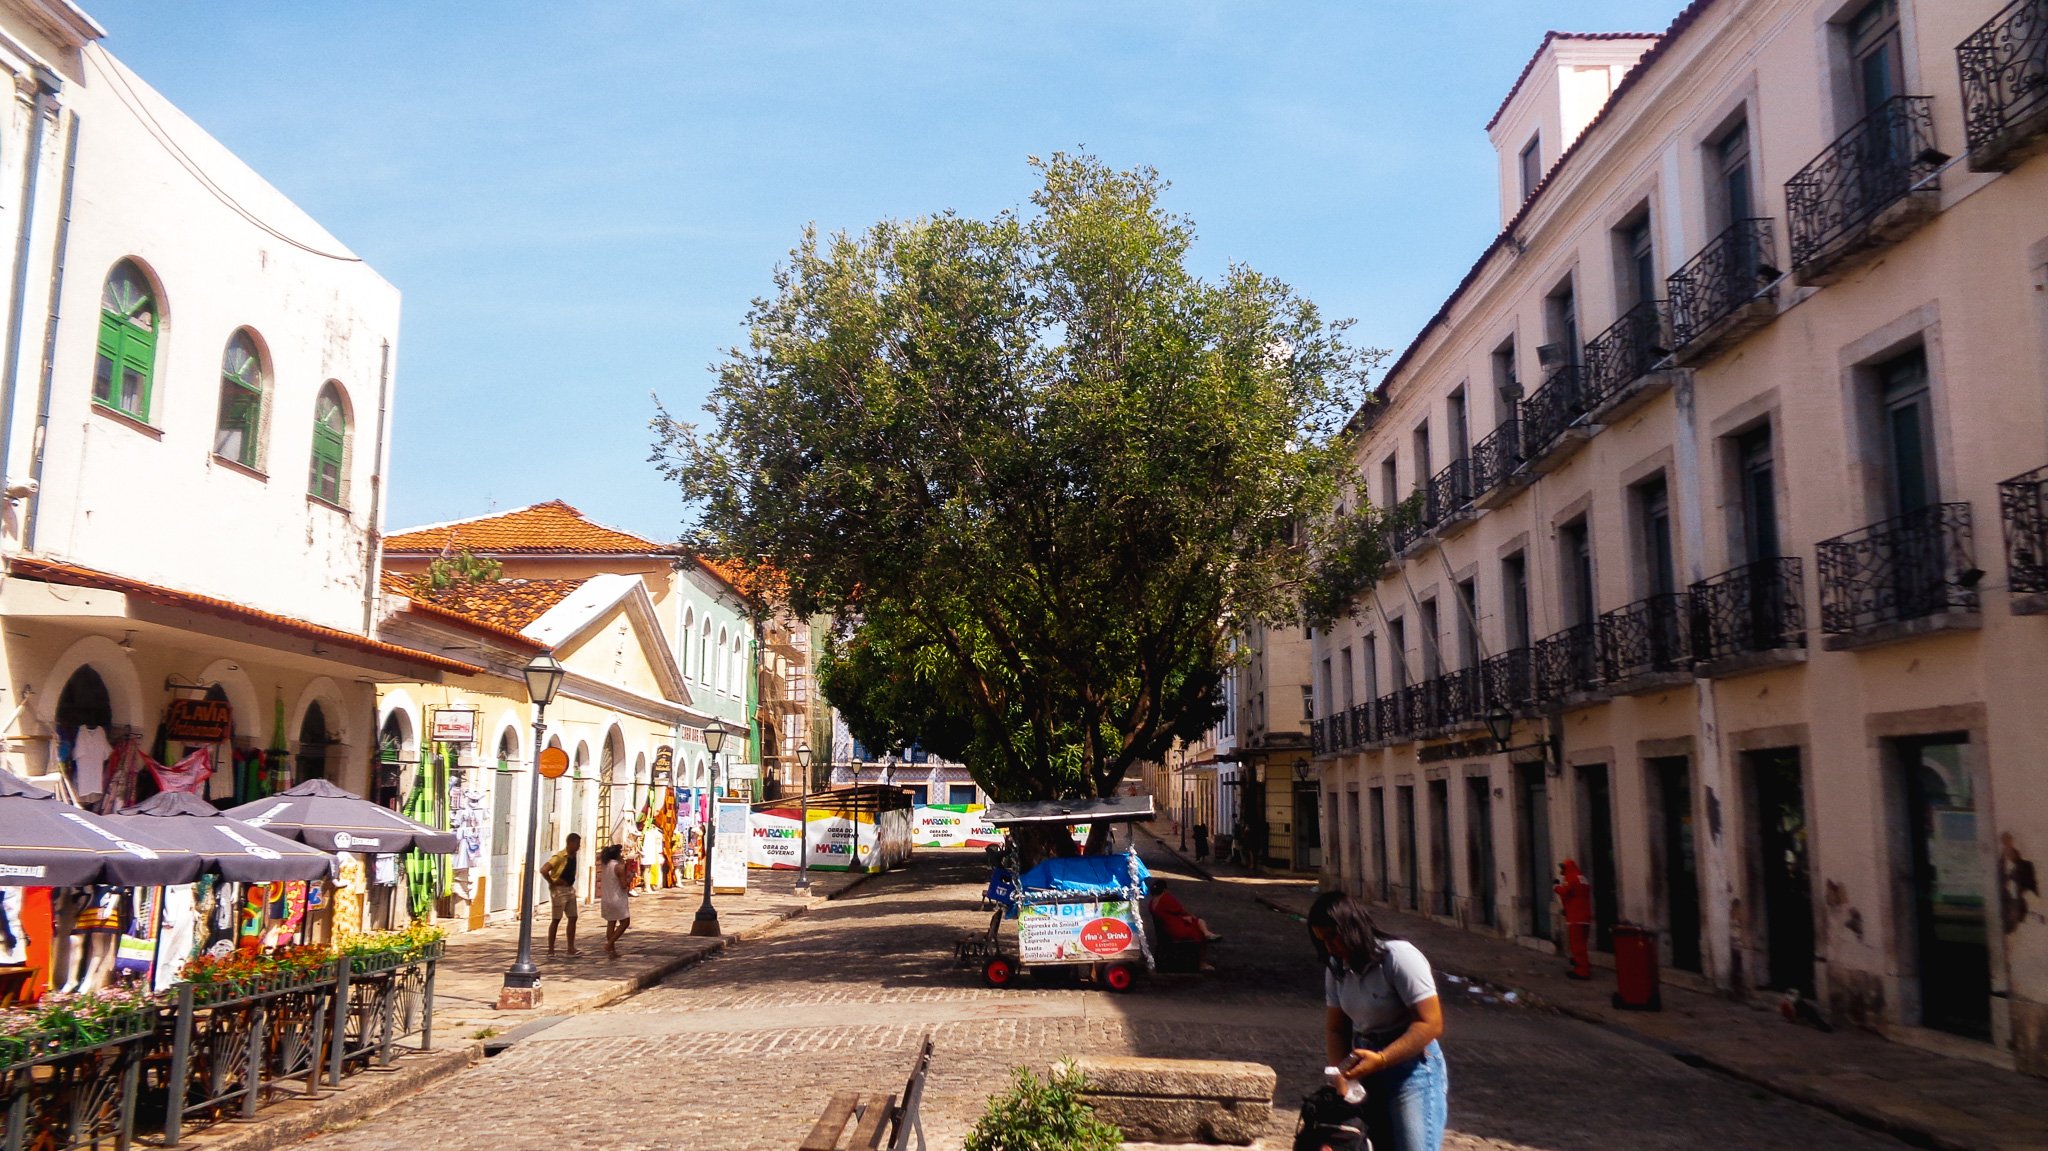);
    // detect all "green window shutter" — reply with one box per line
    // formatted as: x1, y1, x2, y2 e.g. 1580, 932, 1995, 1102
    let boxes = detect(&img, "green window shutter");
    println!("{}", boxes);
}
214, 379, 262, 467
310, 426, 344, 503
